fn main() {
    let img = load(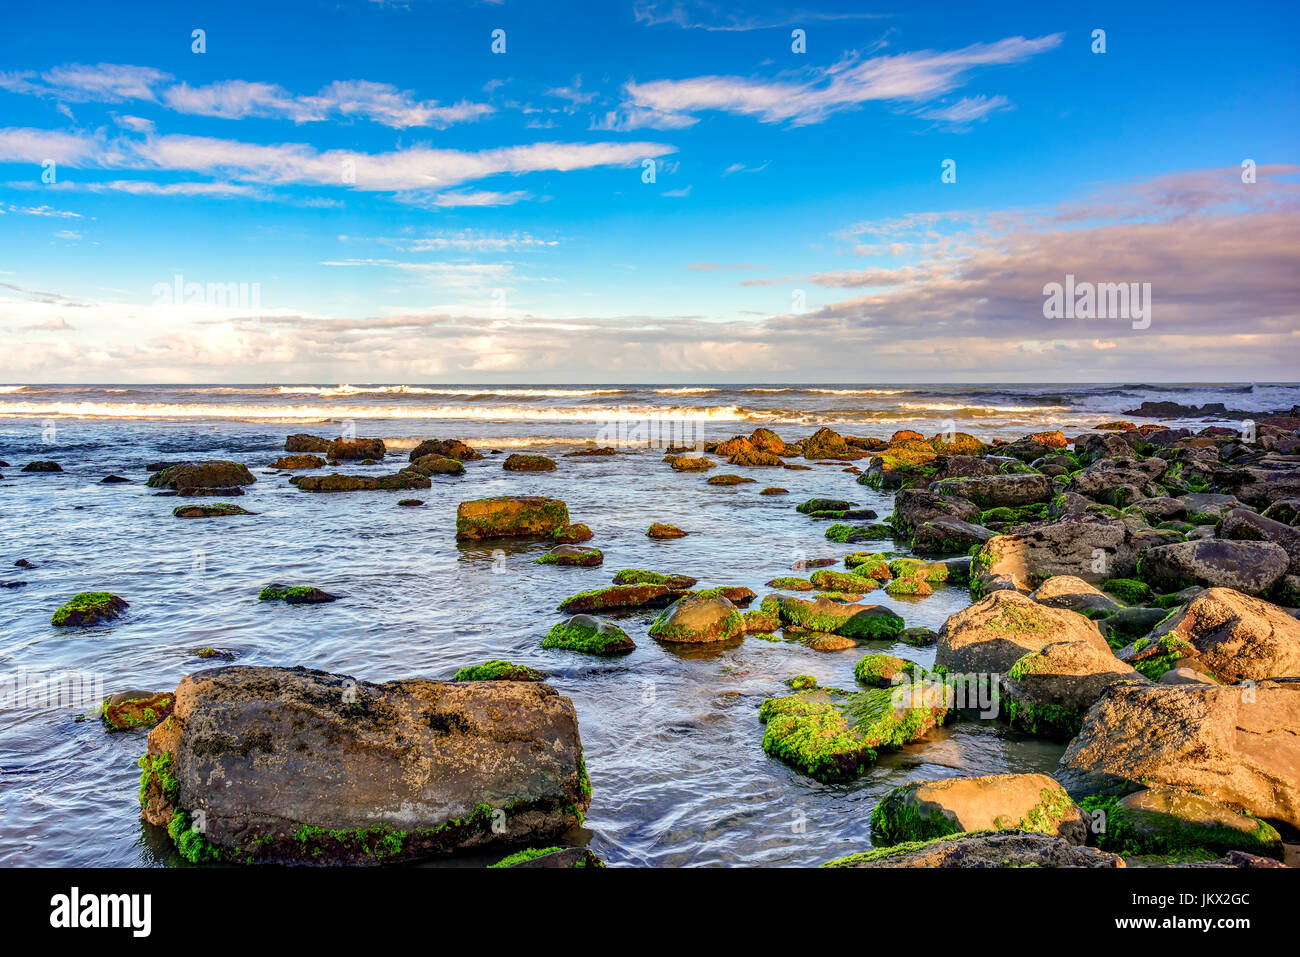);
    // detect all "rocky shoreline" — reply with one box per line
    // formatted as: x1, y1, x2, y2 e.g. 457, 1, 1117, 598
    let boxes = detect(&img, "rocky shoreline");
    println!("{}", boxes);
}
21, 409, 1300, 868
